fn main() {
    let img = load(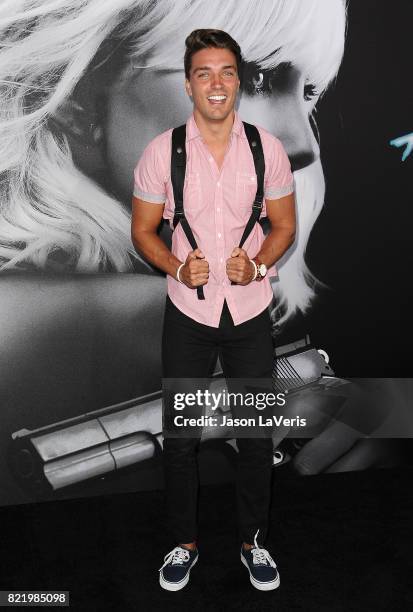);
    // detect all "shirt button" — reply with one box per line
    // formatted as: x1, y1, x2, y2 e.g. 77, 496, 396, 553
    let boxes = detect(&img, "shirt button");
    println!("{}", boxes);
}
209, 156, 213, 162
217, 182, 221, 187
220, 258, 223, 263
218, 233, 221, 238
217, 207, 220, 212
